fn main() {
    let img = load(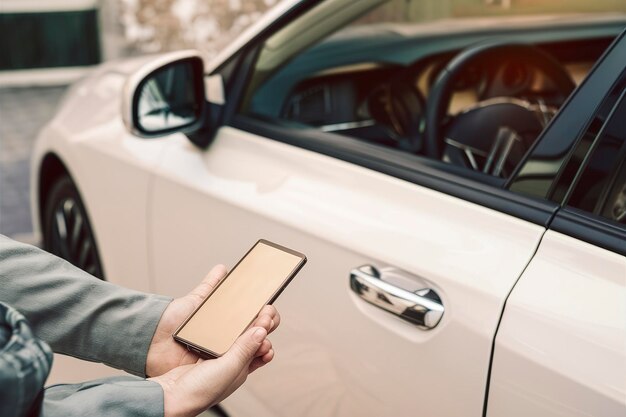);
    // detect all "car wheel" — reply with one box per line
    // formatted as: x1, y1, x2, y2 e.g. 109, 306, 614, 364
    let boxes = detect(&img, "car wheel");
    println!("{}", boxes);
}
43, 176, 105, 279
